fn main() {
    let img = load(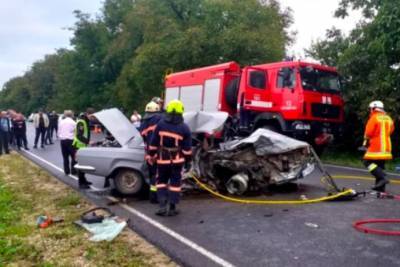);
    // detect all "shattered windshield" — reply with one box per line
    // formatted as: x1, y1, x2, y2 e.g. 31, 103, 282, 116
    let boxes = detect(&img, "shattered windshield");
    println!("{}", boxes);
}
300, 67, 341, 93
